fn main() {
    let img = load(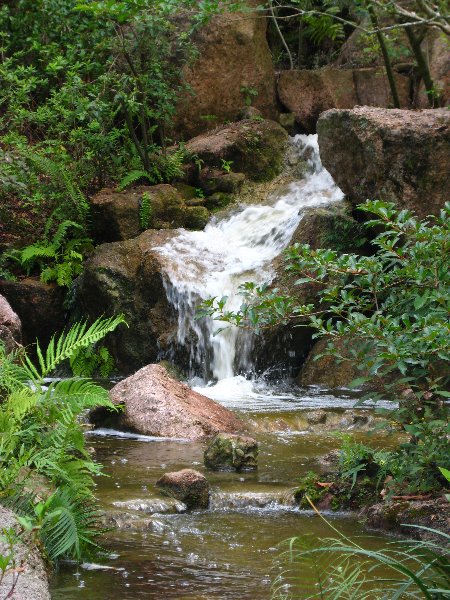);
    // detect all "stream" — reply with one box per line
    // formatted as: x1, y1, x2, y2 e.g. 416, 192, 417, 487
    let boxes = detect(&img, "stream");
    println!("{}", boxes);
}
50, 388, 392, 600
51, 136, 394, 599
